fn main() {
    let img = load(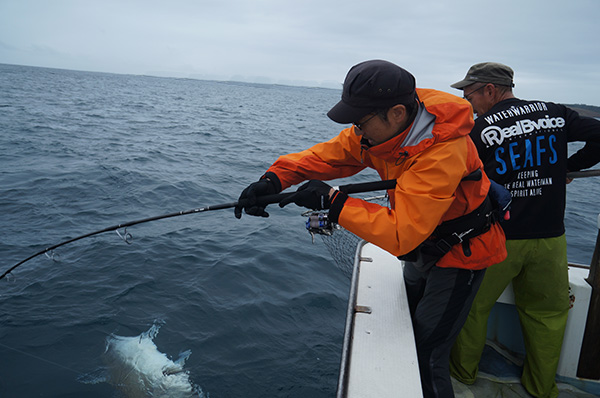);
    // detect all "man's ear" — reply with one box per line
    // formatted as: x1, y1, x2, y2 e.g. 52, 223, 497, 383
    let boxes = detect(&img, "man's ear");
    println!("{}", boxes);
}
390, 104, 408, 124
483, 83, 495, 96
